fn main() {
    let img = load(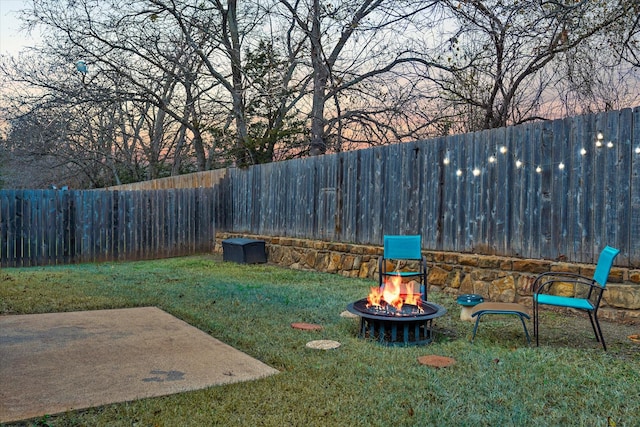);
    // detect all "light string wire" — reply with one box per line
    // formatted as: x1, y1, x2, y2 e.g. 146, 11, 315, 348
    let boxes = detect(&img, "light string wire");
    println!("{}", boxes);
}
443, 132, 639, 177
